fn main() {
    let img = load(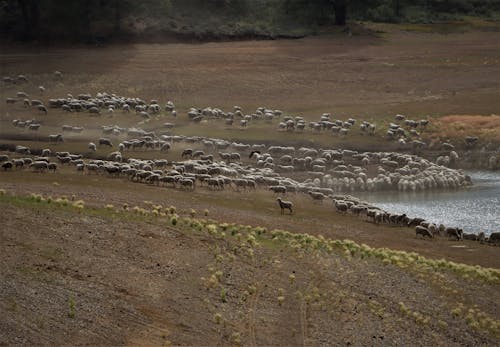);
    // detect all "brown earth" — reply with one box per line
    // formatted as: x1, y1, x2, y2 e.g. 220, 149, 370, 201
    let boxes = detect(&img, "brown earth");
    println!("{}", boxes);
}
1, 192, 499, 346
